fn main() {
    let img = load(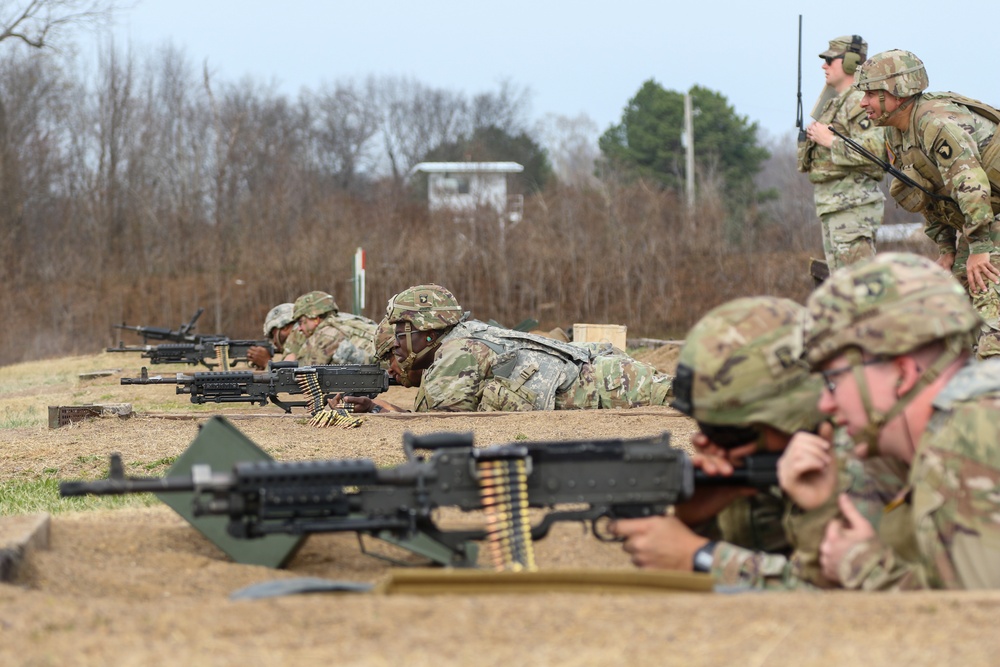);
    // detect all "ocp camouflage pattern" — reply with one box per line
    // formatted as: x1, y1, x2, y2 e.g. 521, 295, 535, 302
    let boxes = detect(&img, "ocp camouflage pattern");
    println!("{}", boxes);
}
297, 312, 377, 366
